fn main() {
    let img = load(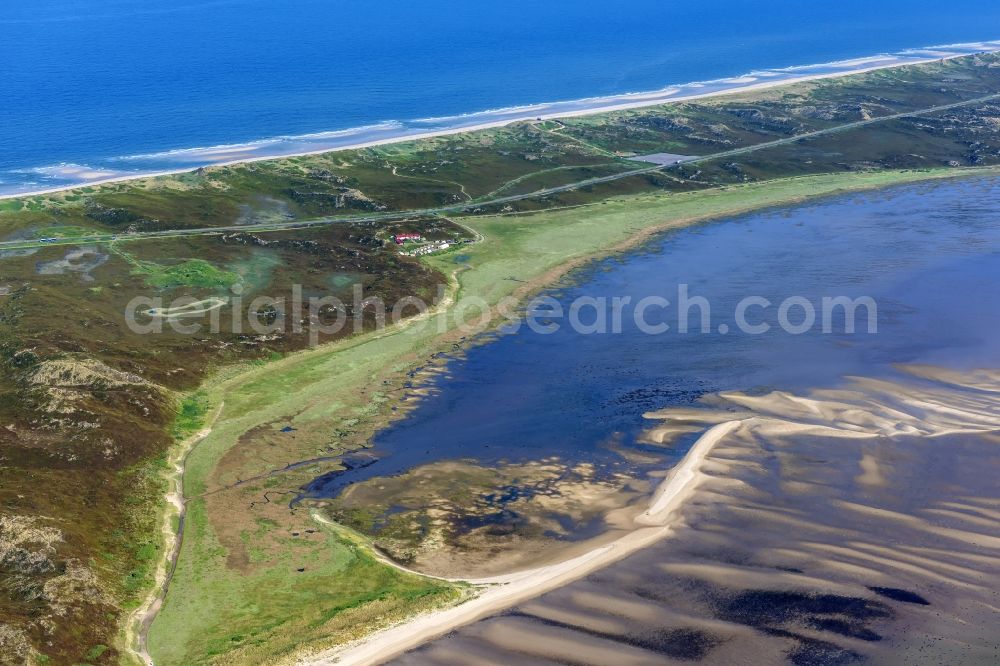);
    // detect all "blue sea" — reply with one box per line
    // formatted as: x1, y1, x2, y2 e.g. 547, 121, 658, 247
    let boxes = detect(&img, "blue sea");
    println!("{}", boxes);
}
3, 0, 1000, 195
